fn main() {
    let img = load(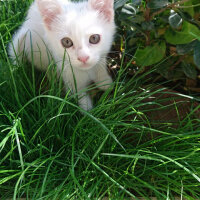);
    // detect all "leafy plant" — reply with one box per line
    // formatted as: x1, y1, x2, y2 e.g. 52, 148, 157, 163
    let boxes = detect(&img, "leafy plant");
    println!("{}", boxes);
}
115, 0, 200, 91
